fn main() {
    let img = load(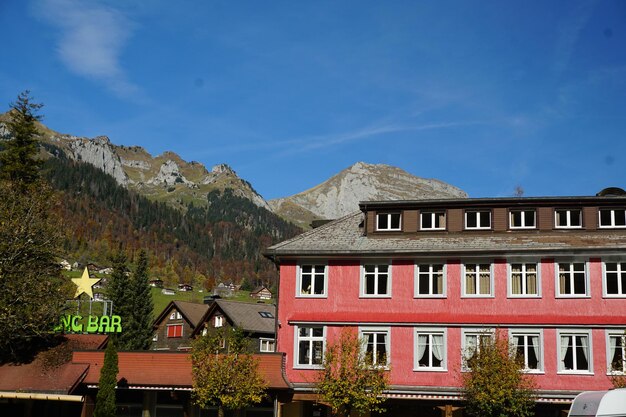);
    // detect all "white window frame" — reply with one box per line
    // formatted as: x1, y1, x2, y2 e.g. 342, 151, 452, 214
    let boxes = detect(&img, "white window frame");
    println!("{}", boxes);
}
509, 209, 536, 229
359, 326, 391, 368
557, 329, 593, 374
414, 328, 447, 371
509, 329, 544, 373
294, 325, 326, 369
376, 212, 402, 231
360, 262, 392, 298
414, 263, 446, 298
214, 315, 224, 328
599, 208, 626, 229
166, 323, 183, 338
555, 261, 589, 298
259, 338, 276, 353
420, 211, 446, 231
604, 261, 626, 298
461, 328, 494, 371
462, 263, 493, 297
554, 209, 582, 229
296, 263, 328, 298
606, 330, 626, 374
507, 261, 541, 298
465, 210, 491, 230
